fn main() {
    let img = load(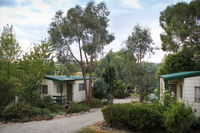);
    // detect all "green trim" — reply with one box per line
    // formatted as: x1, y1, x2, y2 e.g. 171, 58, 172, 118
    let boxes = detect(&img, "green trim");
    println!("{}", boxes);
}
160, 71, 200, 81
45, 75, 89, 82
